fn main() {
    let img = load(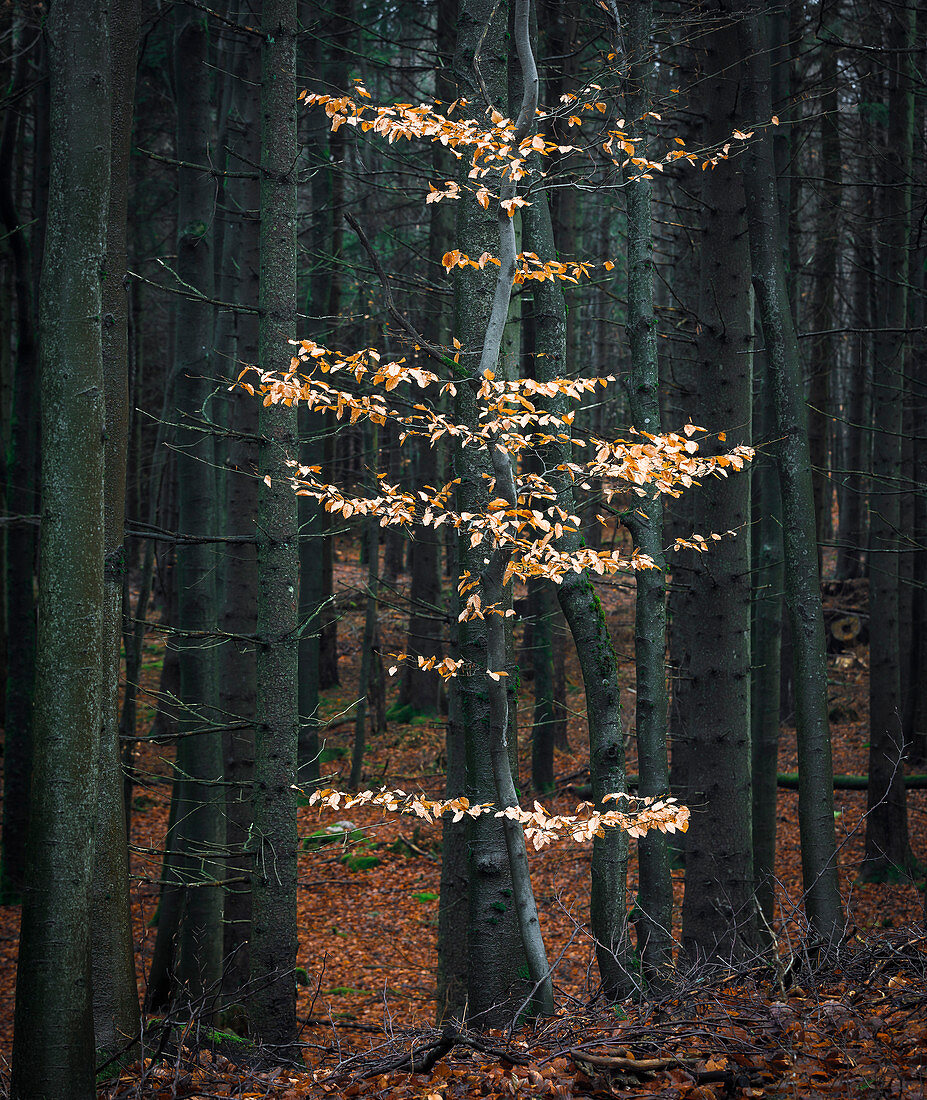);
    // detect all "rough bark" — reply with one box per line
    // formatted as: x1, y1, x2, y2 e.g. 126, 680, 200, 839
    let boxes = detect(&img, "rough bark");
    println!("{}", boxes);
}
10, 1, 110, 1092
0, 3, 39, 906
164, 3, 225, 1003
739, 0, 842, 943
751, 346, 783, 928
523, 173, 632, 1000
351, 430, 381, 790
806, 34, 840, 567
436, 525, 470, 1022
248, 0, 300, 1054
92, 0, 142, 1059
863, 1, 917, 878
217, 20, 261, 1001
679, 5, 755, 964
622, 0, 672, 980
